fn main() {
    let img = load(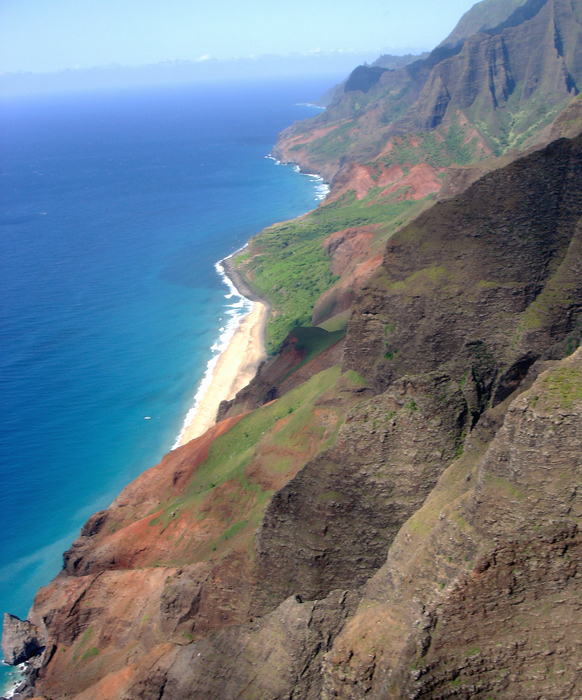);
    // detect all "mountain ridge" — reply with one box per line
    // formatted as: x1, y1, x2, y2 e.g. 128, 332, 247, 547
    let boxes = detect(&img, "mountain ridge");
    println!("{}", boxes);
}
274, 0, 582, 187
5, 1, 582, 698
